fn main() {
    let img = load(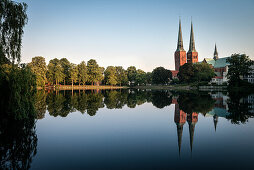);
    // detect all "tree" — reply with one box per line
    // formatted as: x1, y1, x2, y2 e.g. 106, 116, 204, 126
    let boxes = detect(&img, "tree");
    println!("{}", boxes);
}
77, 61, 88, 86
193, 62, 215, 82
227, 54, 254, 86
115, 66, 128, 86
104, 66, 117, 85
70, 63, 78, 87
178, 63, 195, 83
146, 72, 153, 85
60, 58, 71, 85
28, 56, 47, 87
47, 58, 64, 85
127, 66, 137, 85
0, 0, 28, 64
136, 69, 146, 85
87, 59, 101, 85
152, 67, 172, 84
